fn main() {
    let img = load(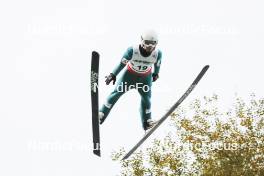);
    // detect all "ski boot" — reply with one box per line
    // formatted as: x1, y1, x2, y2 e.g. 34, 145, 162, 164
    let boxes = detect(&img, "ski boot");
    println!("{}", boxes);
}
143, 119, 158, 132
98, 112, 105, 124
